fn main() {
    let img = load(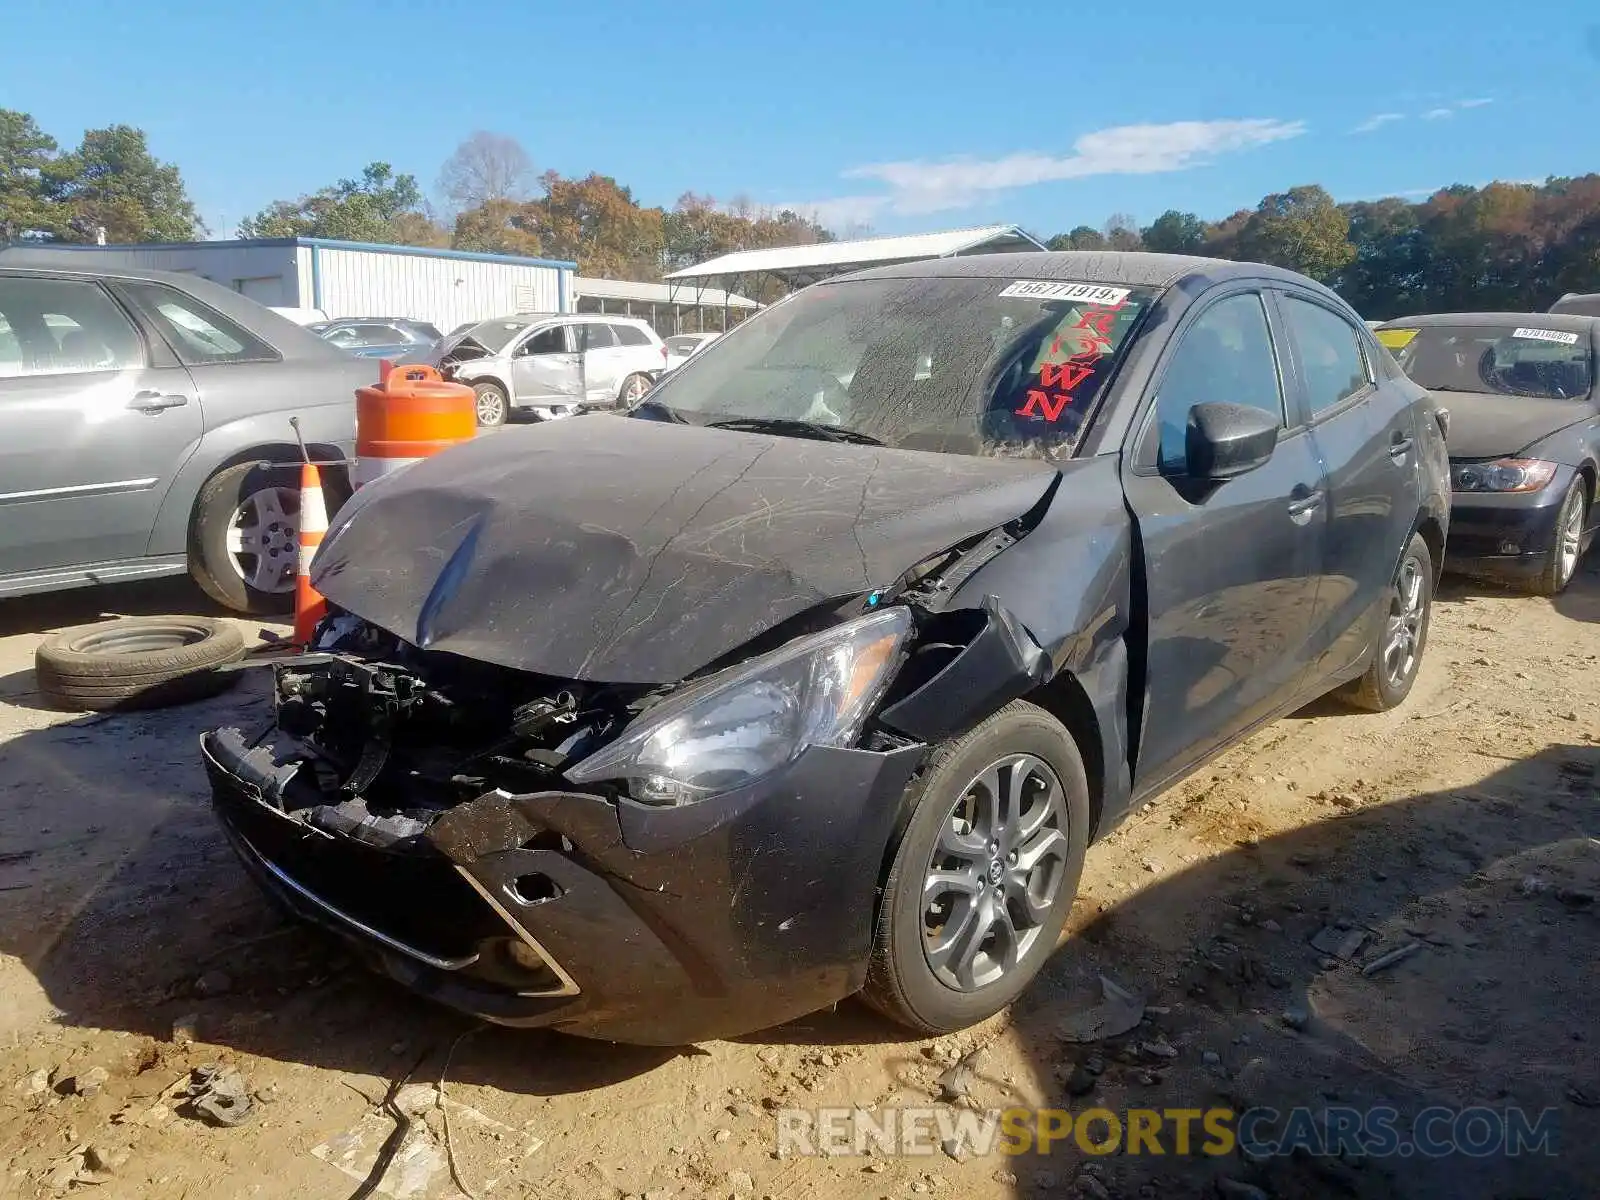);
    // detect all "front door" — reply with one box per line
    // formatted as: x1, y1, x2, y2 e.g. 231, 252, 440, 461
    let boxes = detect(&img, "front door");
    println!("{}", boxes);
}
1275, 291, 1421, 683
510, 324, 581, 406
0, 273, 202, 578
1120, 288, 1329, 791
